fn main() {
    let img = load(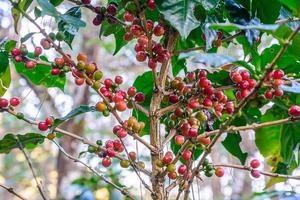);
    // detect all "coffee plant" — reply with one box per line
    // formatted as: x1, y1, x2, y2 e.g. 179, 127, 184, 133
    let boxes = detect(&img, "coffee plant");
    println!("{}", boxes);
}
1, 0, 300, 199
